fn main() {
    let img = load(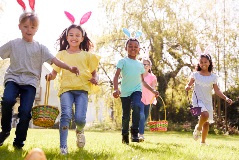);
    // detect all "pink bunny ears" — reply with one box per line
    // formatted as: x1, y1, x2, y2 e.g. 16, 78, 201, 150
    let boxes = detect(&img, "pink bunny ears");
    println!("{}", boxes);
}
196, 44, 212, 60
64, 11, 92, 36
17, 0, 35, 12
17, 0, 36, 23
